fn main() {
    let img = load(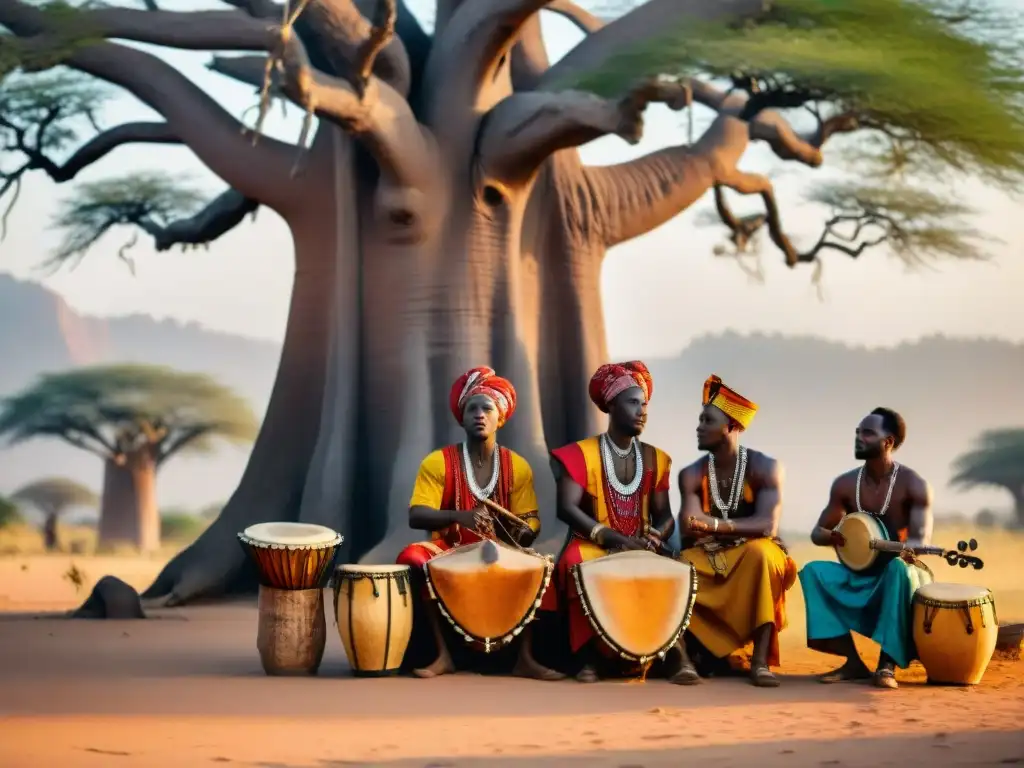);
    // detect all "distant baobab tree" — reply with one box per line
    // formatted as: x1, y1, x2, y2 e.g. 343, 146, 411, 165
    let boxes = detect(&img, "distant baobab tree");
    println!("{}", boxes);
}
951, 428, 1024, 529
1, 0, 1022, 604
11, 477, 97, 551
0, 365, 258, 552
